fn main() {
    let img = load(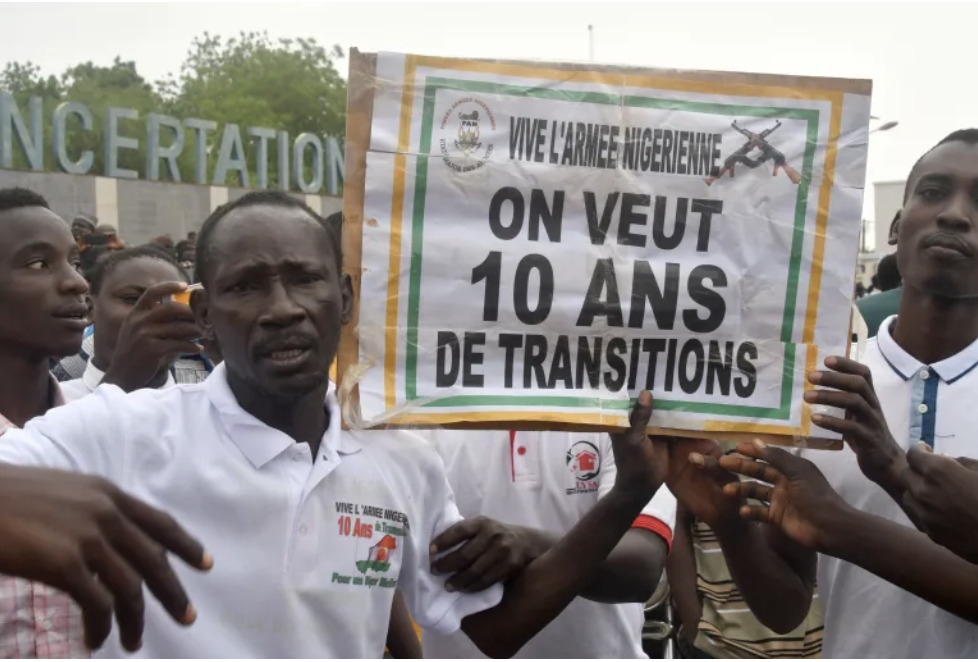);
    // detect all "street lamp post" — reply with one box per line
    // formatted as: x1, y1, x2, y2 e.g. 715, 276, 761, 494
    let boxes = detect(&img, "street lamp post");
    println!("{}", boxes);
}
860, 117, 899, 255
